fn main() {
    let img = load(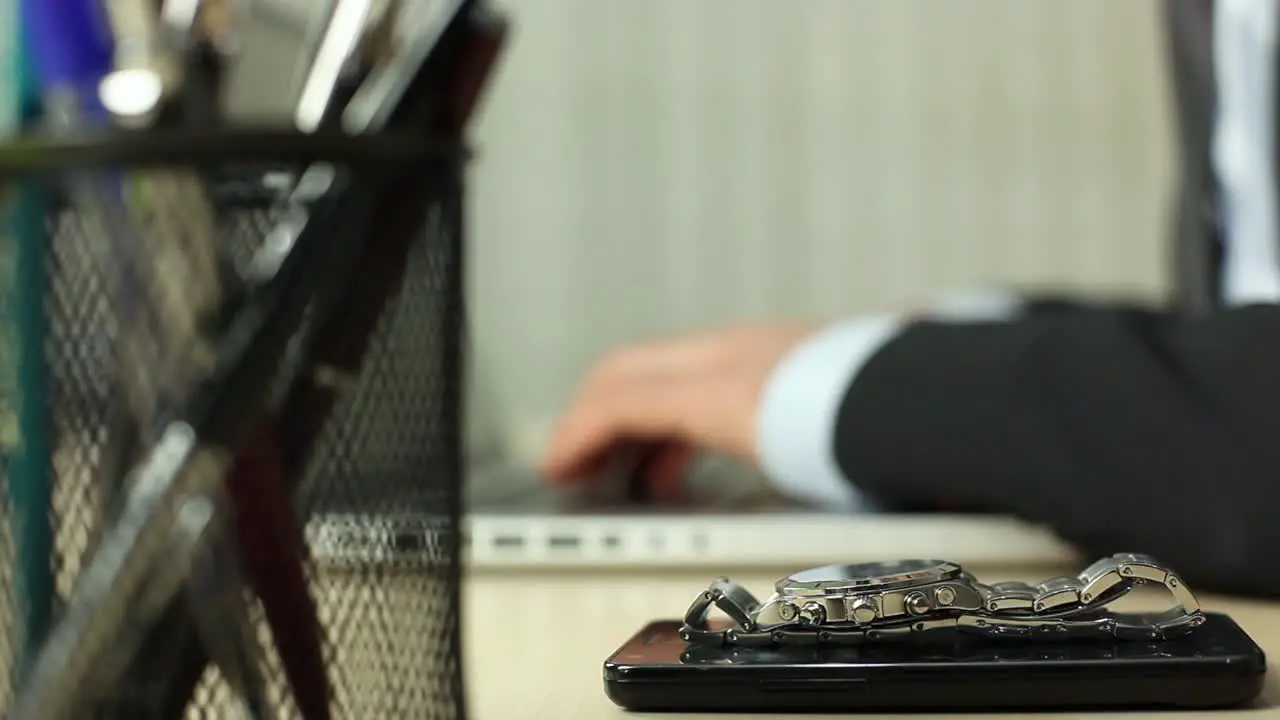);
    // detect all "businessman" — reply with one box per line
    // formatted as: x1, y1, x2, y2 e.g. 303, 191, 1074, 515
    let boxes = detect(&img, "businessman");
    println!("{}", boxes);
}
541, 0, 1280, 598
